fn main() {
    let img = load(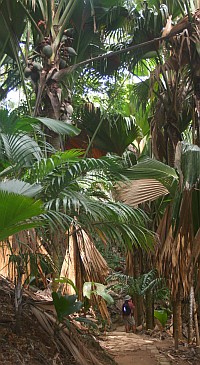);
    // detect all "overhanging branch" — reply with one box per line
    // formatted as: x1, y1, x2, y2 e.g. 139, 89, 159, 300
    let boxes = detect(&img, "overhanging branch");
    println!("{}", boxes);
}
52, 24, 190, 81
